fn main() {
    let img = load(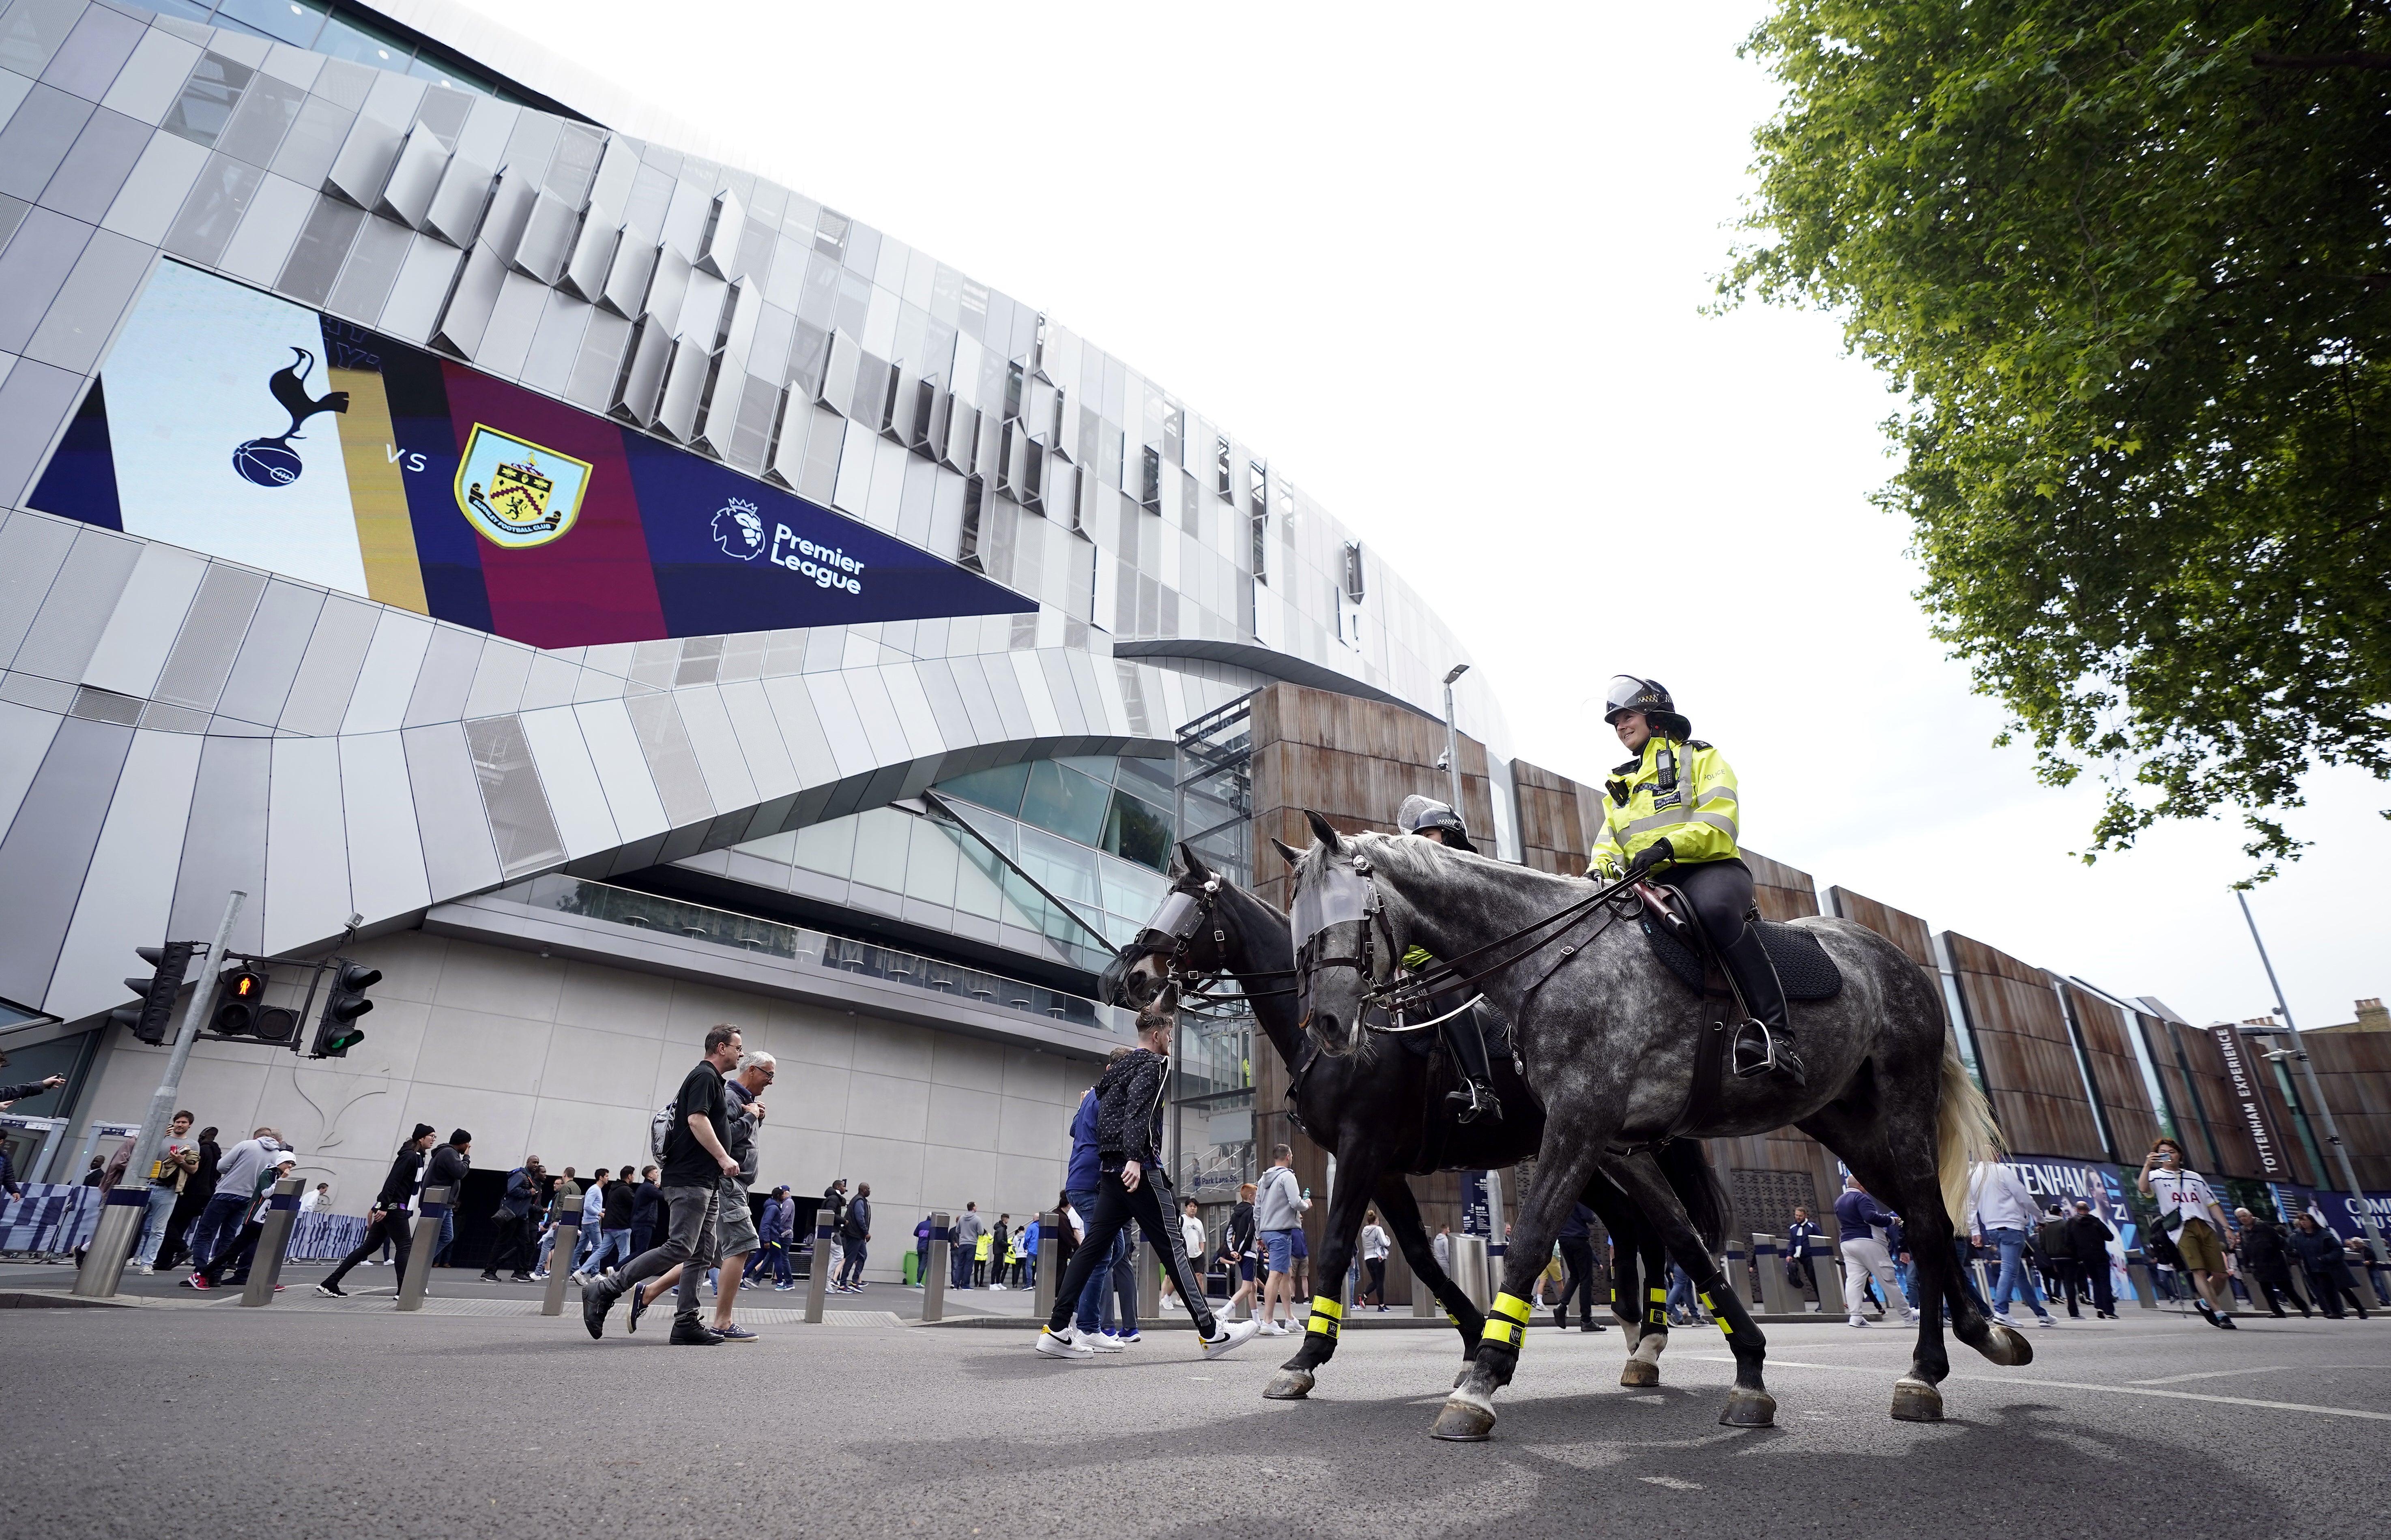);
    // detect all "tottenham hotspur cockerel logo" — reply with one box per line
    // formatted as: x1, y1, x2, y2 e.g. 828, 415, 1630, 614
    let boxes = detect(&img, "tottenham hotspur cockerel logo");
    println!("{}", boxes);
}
712, 498, 765, 559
